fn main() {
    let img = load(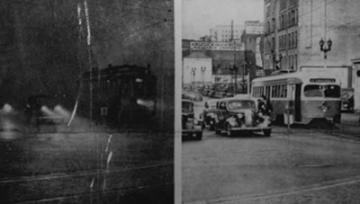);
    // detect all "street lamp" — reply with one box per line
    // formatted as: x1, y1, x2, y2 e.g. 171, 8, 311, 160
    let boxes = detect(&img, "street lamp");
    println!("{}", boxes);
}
272, 50, 282, 70
191, 67, 196, 90
319, 38, 332, 59
200, 66, 206, 86
229, 64, 238, 95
